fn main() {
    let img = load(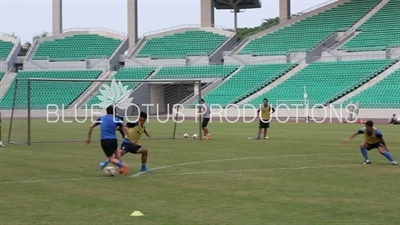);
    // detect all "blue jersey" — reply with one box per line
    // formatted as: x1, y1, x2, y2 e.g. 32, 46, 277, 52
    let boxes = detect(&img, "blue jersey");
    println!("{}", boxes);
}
95, 115, 124, 140
116, 114, 124, 121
